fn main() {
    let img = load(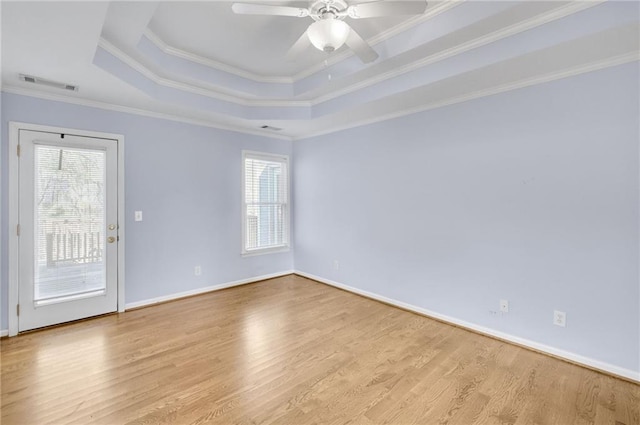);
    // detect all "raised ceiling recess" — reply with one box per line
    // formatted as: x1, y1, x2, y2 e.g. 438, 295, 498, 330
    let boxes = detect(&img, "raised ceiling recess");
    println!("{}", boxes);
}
2, 1, 638, 139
